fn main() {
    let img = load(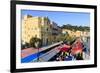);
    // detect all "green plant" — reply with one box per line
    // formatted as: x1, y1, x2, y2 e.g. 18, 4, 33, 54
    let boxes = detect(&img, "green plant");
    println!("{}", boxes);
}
29, 37, 42, 48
